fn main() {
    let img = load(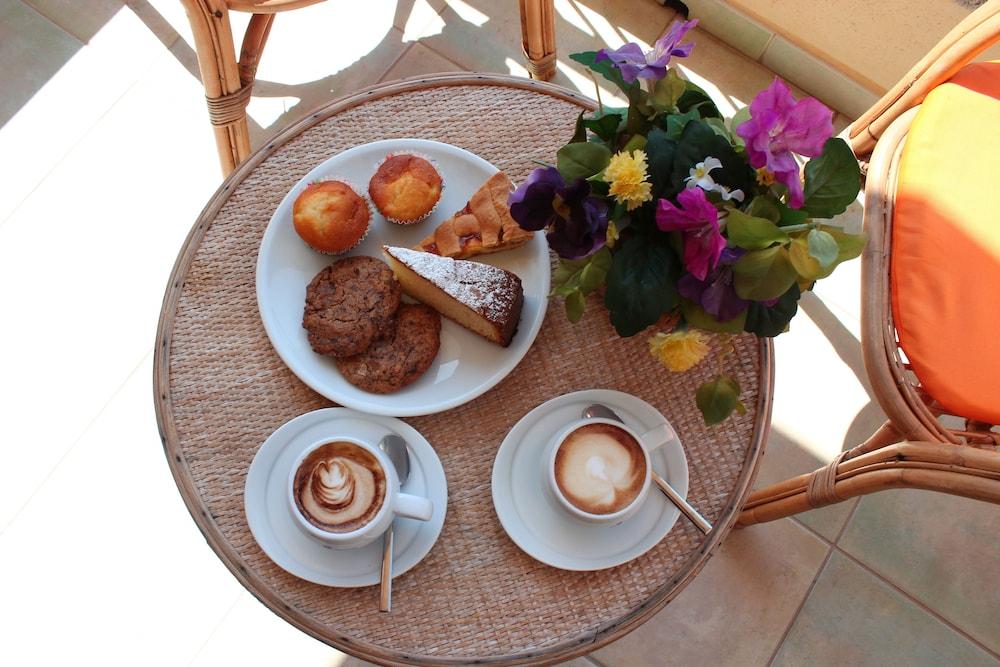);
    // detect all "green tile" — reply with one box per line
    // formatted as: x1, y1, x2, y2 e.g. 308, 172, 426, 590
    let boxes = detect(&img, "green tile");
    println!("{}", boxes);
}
773, 551, 997, 667
0, 0, 82, 127
840, 489, 1000, 654
684, 0, 773, 59
594, 520, 829, 666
